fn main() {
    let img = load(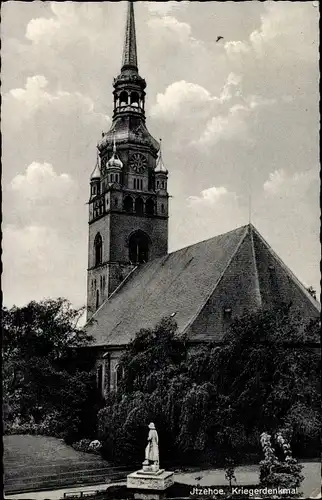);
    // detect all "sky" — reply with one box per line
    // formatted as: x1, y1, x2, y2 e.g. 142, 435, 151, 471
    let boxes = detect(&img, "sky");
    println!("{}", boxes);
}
1, 1, 320, 309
